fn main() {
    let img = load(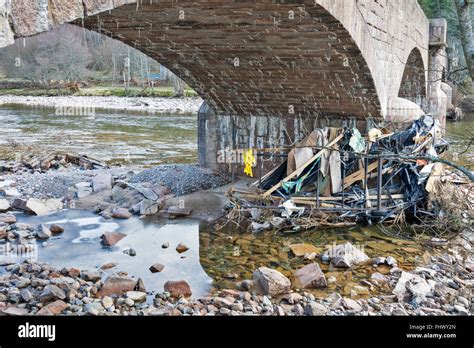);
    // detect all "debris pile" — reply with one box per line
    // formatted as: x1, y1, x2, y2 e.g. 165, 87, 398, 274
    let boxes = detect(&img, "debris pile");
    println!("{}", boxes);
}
0, 150, 107, 174
223, 115, 473, 234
